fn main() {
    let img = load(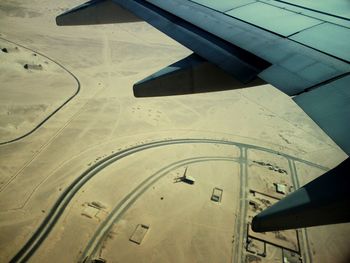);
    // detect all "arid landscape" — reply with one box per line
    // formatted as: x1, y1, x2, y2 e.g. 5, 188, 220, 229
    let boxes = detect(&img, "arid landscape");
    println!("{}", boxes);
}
0, 1, 349, 262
